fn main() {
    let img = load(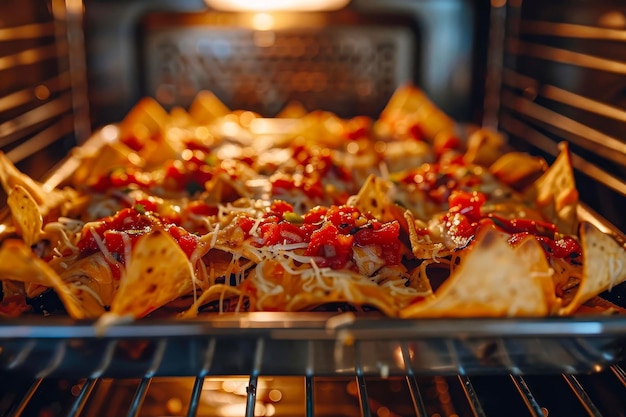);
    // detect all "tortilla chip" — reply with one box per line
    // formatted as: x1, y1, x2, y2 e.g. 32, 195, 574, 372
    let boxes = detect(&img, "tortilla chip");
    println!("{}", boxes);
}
463, 128, 505, 167
189, 90, 230, 124
380, 85, 455, 140
347, 175, 395, 222
252, 261, 409, 317
404, 210, 453, 259
525, 142, 578, 235
0, 152, 49, 207
59, 252, 118, 308
0, 240, 102, 319
400, 228, 549, 318
513, 234, 560, 313
559, 222, 626, 315
574, 296, 626, 315
276, 101, 308, 119
118, 97, 169, 144
0, 152, 79, 219
109, 229, 196, 318
180, 284, 244, 318
7, 185, 43, 247
72, 142, 143, 187
284, 282, 400, 316
489, 152, 547, 190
